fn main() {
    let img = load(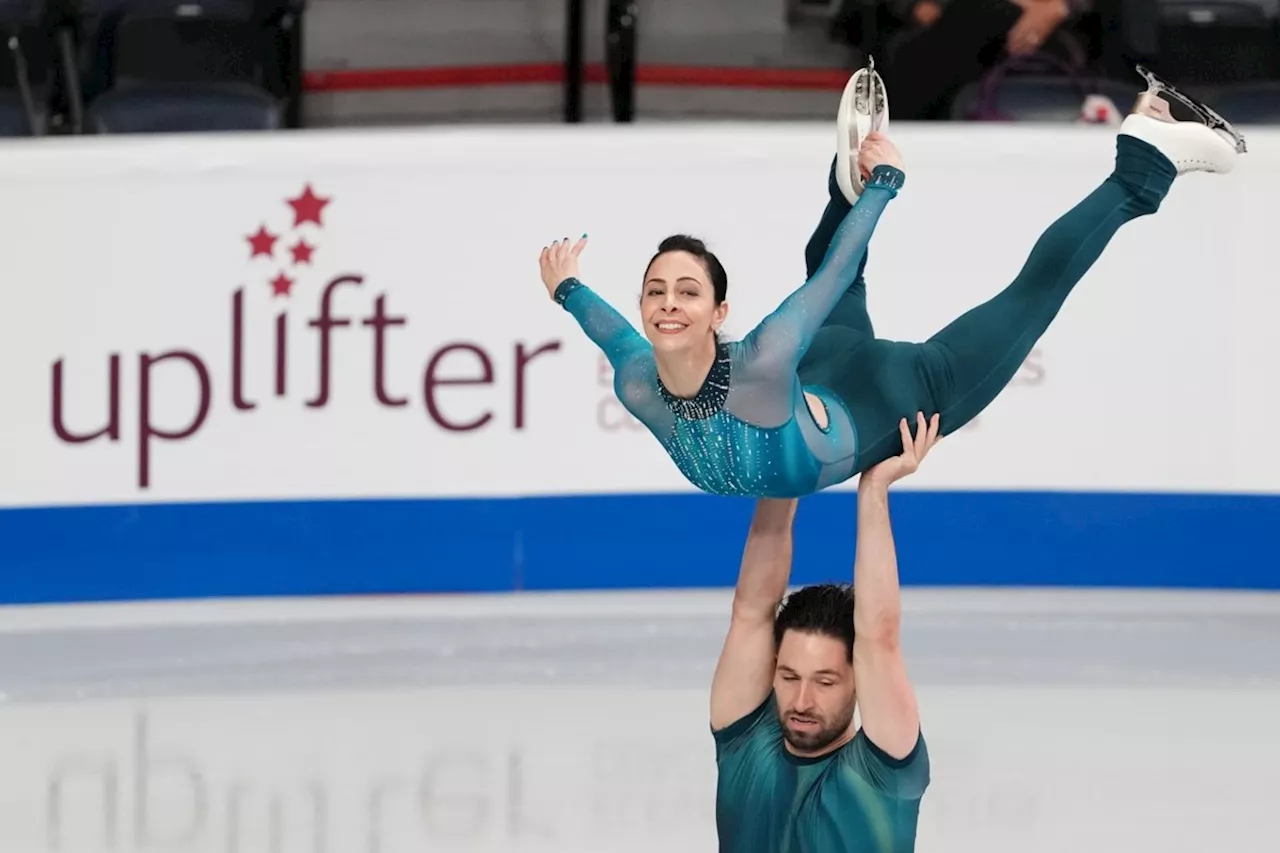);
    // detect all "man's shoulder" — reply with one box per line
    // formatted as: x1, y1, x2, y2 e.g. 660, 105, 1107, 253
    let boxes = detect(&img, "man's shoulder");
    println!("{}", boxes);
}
850, 728, 928, 769
712, 692, 782, 755
834, 728, 931, 800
